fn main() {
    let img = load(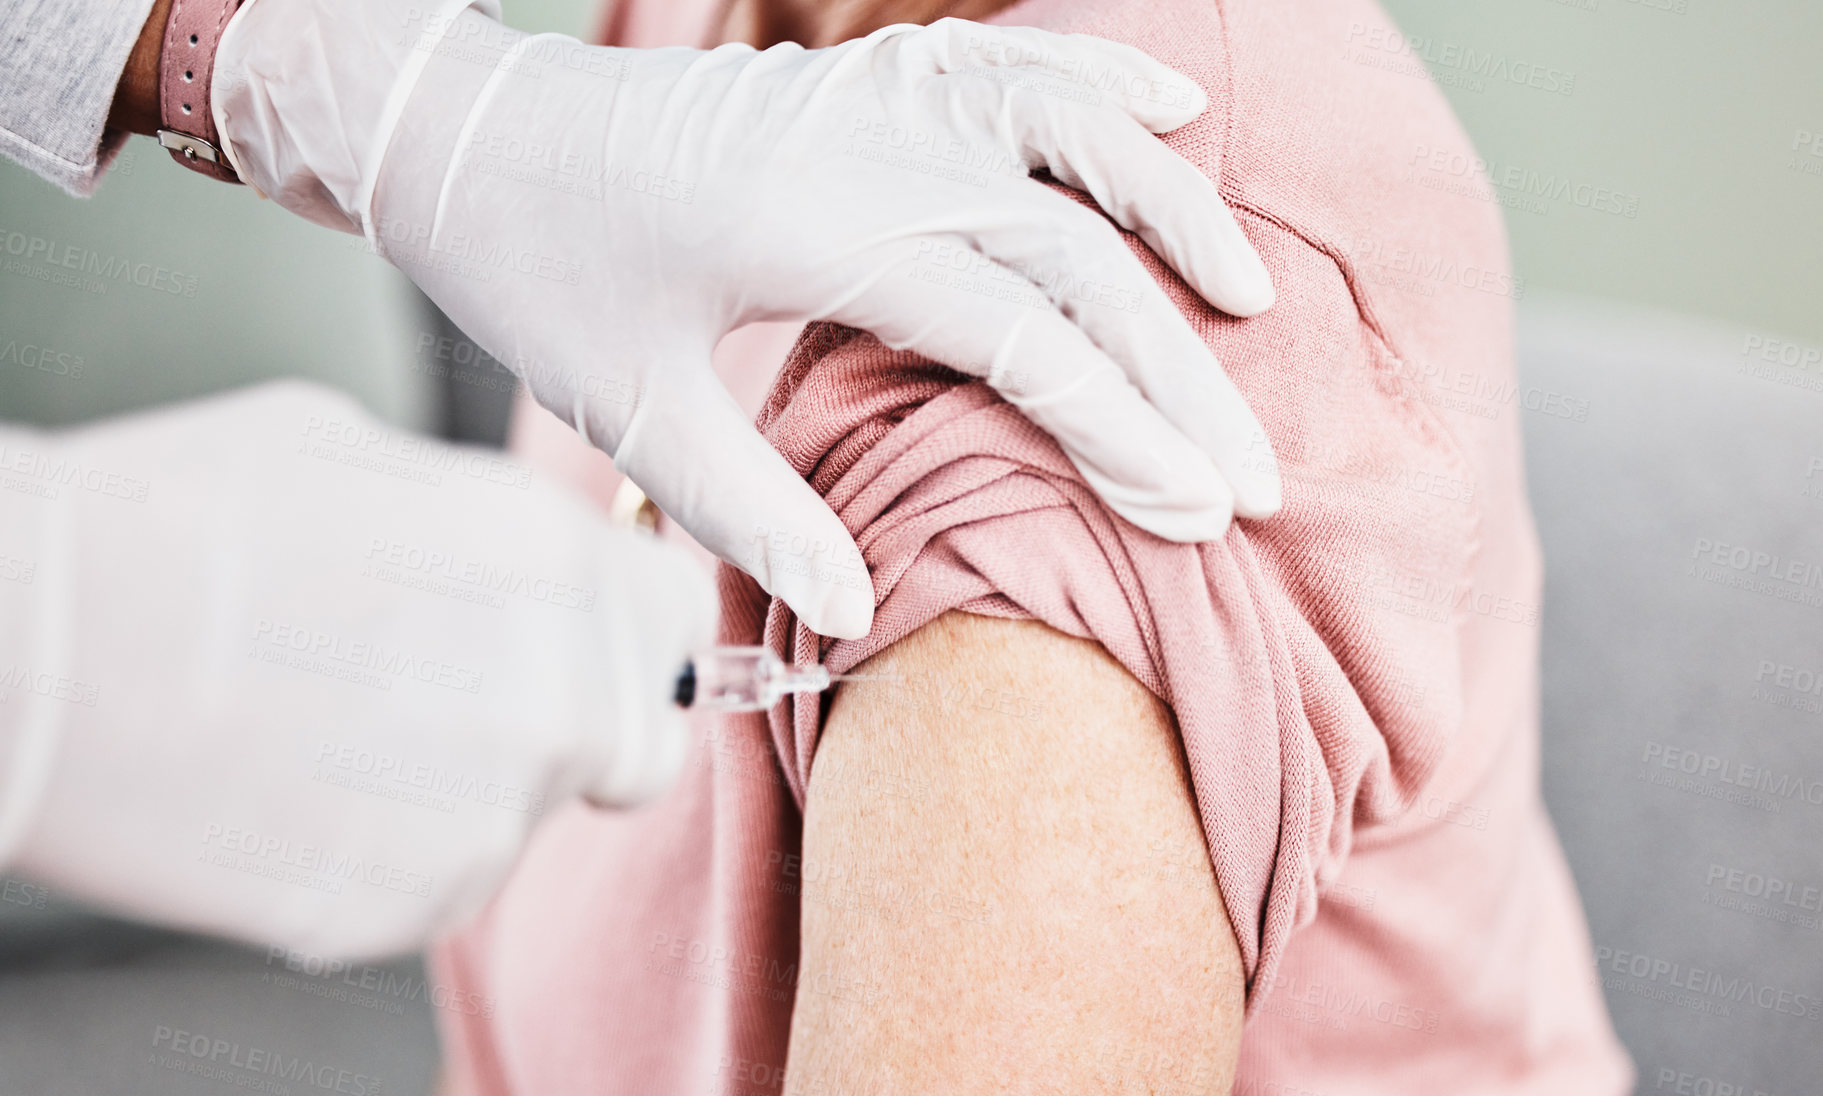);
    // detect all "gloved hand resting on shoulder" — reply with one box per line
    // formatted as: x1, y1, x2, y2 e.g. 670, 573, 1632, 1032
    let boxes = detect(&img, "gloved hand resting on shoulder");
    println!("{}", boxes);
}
213, 0, 1285, 639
